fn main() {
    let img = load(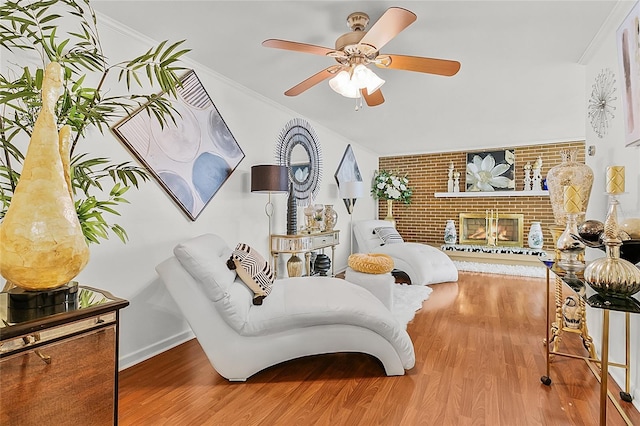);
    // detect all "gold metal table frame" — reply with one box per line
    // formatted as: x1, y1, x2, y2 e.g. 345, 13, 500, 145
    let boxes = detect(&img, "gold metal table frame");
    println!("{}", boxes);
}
542, 261, 637, 426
